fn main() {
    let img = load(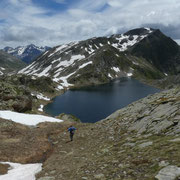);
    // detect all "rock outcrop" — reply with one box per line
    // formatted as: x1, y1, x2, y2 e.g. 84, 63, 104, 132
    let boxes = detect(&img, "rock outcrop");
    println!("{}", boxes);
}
105, 87, 180, 135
